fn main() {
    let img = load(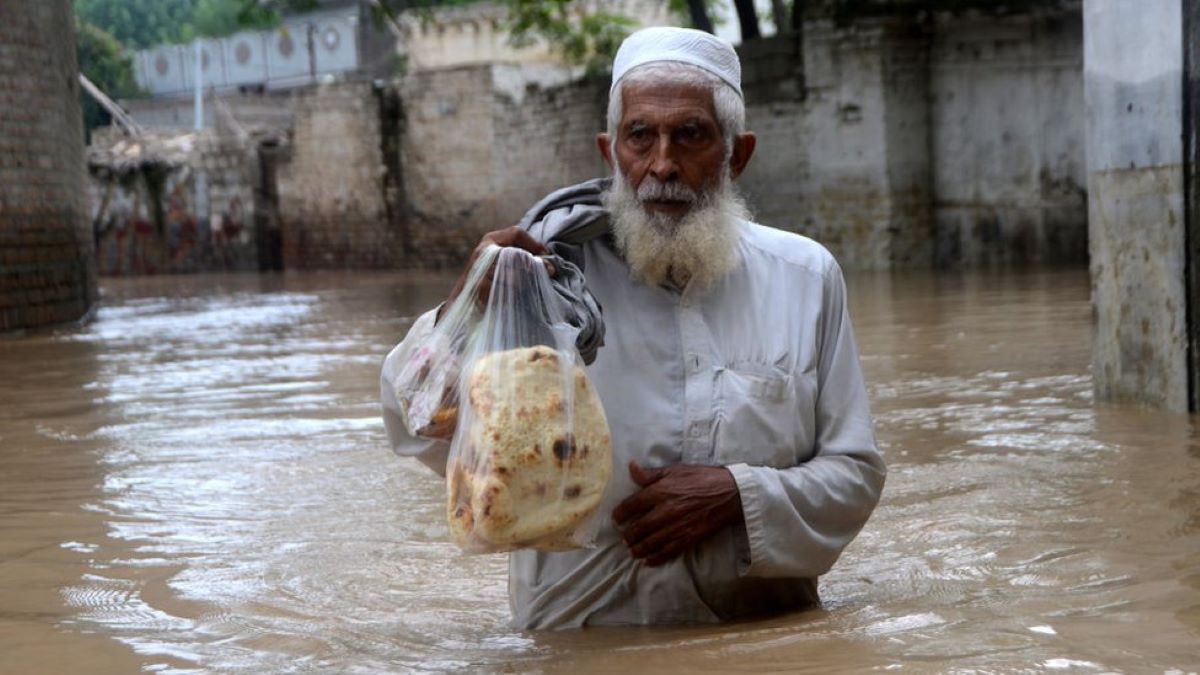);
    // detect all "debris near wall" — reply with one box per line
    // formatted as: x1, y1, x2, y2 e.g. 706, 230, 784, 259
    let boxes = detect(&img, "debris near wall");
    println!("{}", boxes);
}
86, 128, 265, 275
